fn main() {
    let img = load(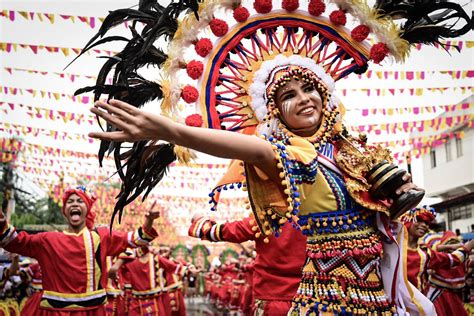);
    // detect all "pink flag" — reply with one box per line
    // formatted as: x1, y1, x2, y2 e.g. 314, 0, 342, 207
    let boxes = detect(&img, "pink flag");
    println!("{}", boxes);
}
30, 45, 38, 54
